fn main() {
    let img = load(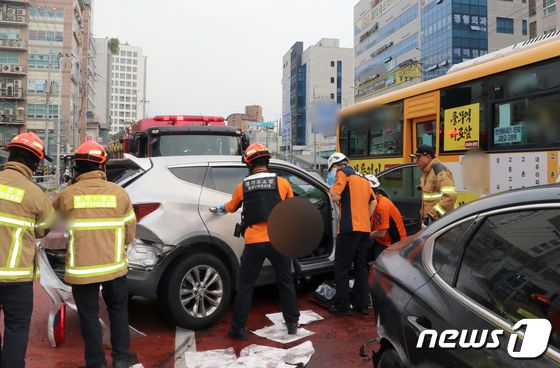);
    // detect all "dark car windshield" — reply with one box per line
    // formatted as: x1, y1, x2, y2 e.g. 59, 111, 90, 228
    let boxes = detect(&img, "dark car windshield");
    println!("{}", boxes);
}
151, 134, 241, 157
